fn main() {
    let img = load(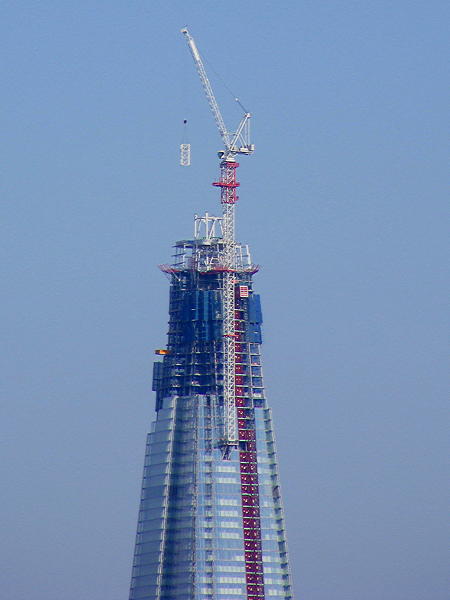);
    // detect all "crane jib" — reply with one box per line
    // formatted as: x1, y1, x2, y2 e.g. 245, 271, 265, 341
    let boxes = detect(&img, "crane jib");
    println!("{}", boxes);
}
181, 27, 254, 160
